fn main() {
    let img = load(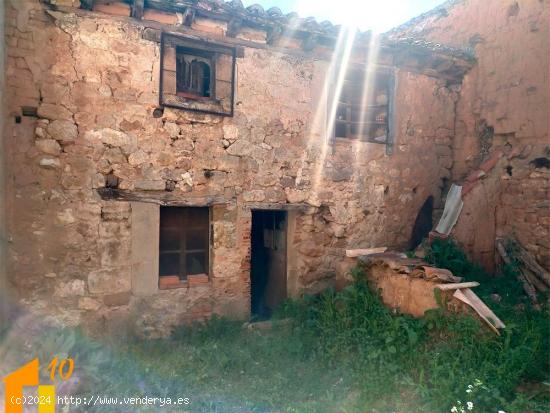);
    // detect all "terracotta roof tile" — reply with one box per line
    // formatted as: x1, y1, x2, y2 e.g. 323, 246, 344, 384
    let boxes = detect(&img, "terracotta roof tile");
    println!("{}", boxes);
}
137, 0, 475, 61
